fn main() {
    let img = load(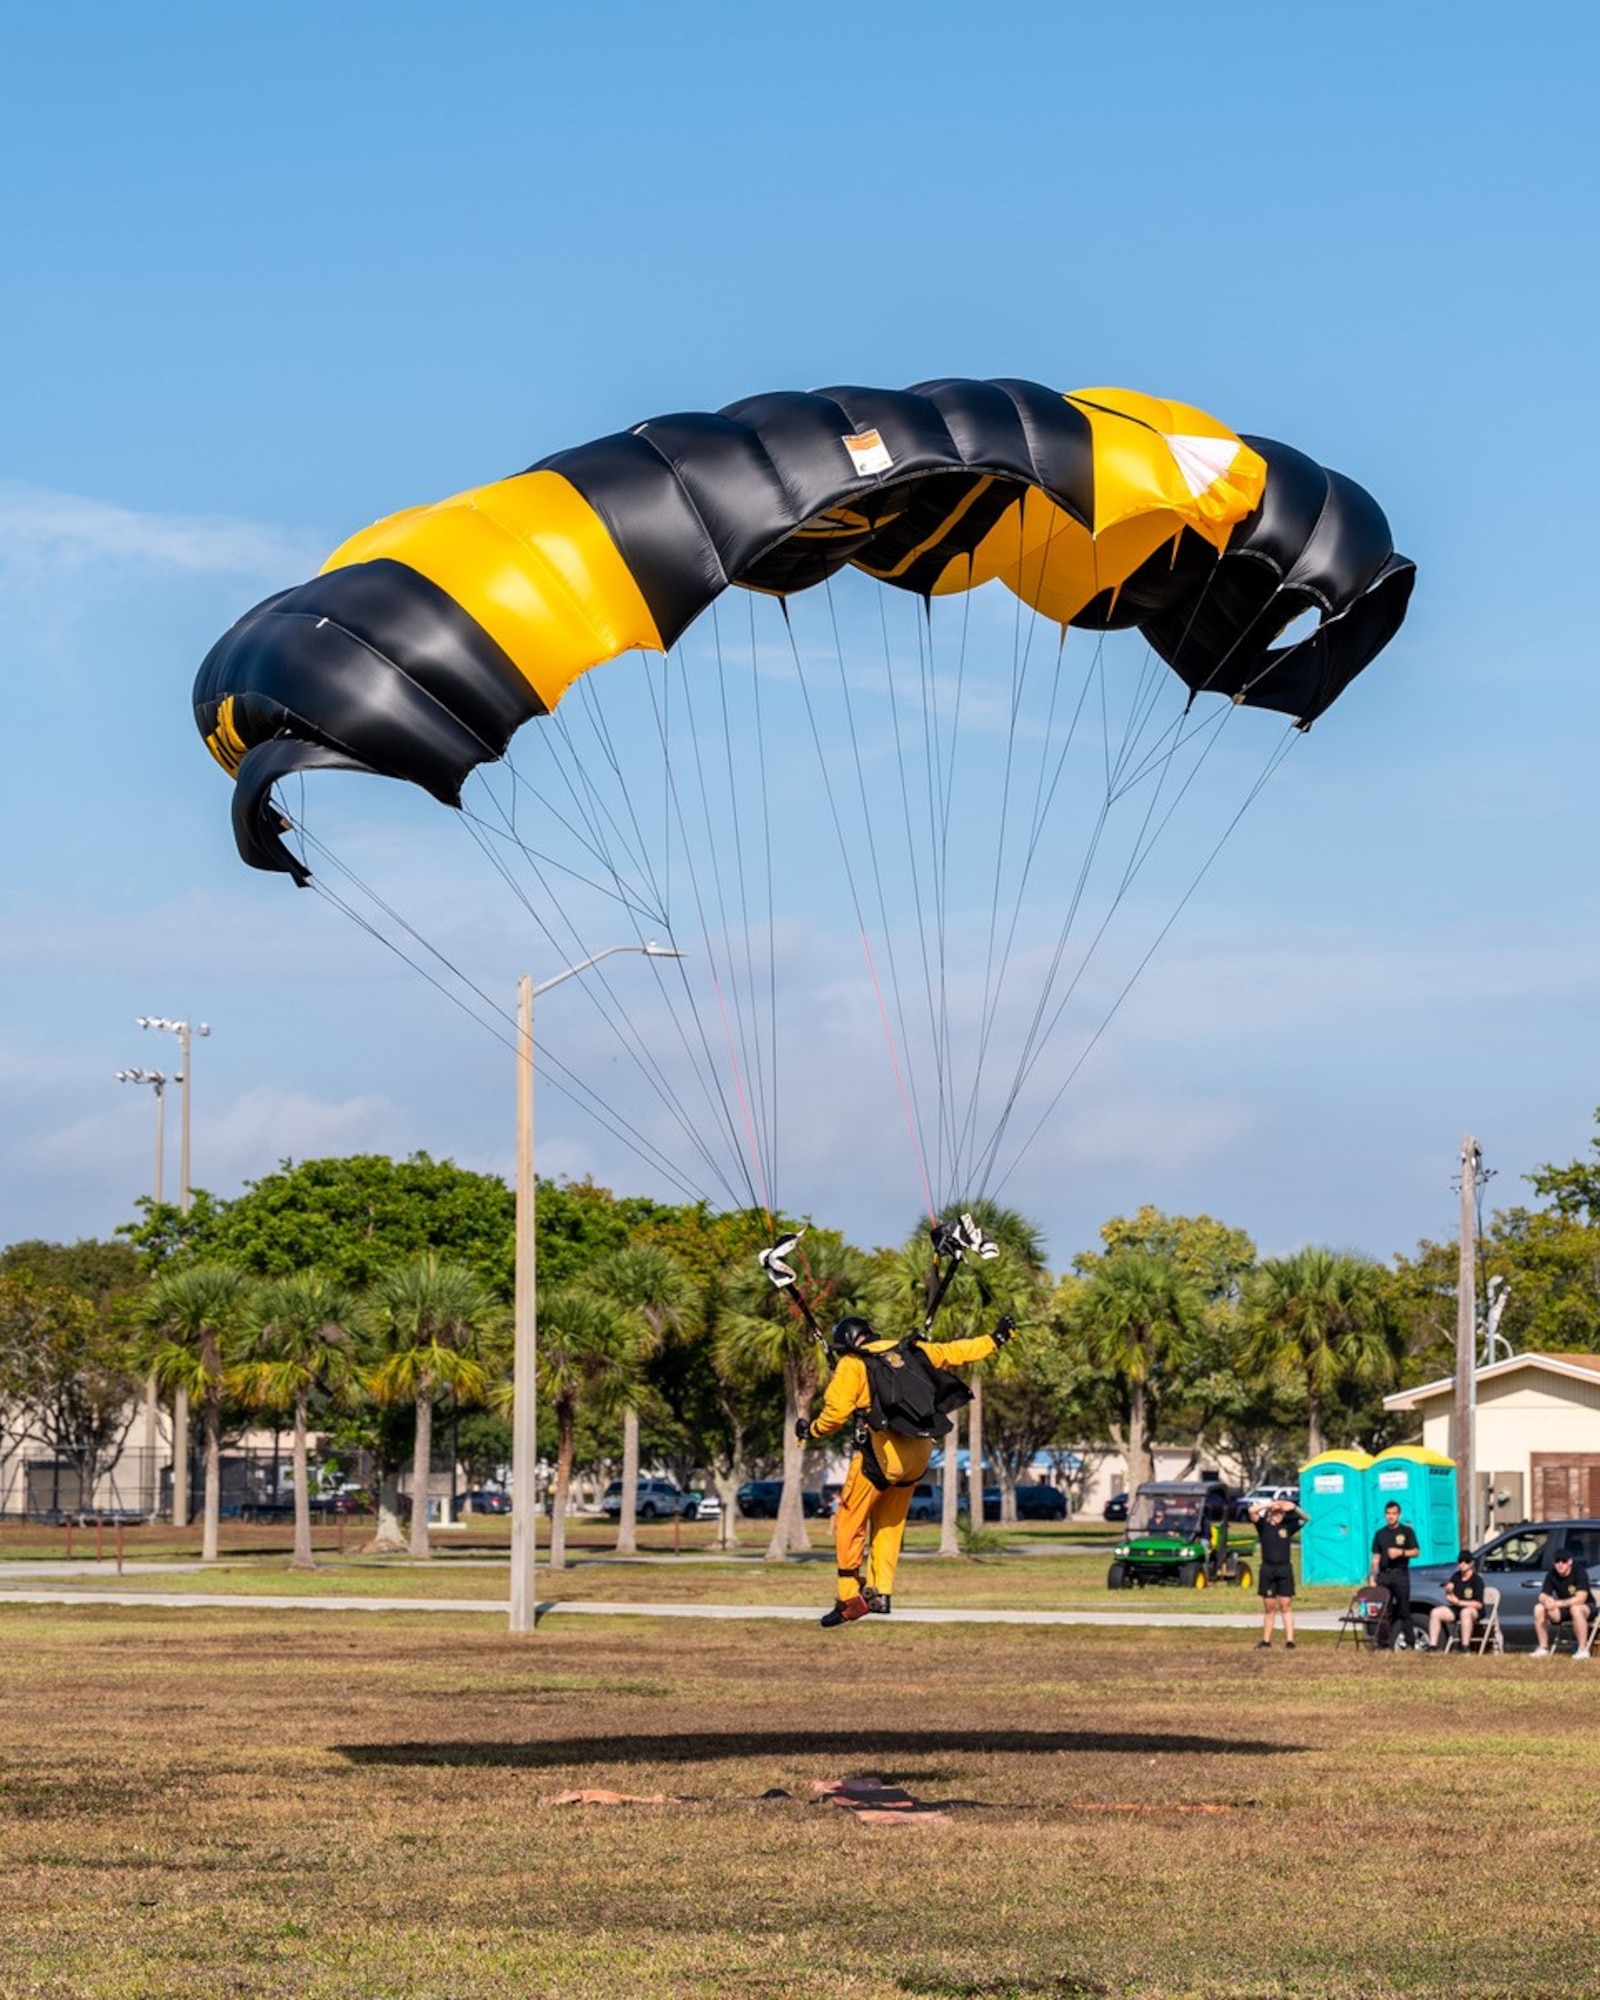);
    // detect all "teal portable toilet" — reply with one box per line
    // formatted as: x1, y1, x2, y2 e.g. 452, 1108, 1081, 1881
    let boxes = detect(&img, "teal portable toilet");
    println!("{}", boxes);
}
1299, 1450, 1375, 1585
1370, 1446, 1458, 1564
